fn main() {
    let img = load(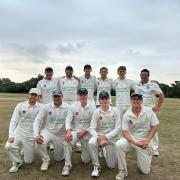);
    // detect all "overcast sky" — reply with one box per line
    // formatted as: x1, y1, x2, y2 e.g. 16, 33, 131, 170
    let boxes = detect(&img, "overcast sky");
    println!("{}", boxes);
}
0, 0, 180, 84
